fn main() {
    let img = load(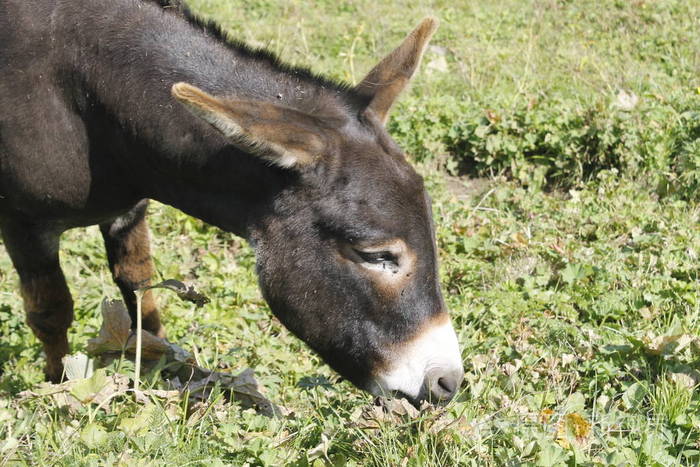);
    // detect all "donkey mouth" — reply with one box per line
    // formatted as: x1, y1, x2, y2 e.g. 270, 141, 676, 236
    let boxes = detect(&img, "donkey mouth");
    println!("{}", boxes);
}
396, 369, 465, 407
374, 377, 463, 409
